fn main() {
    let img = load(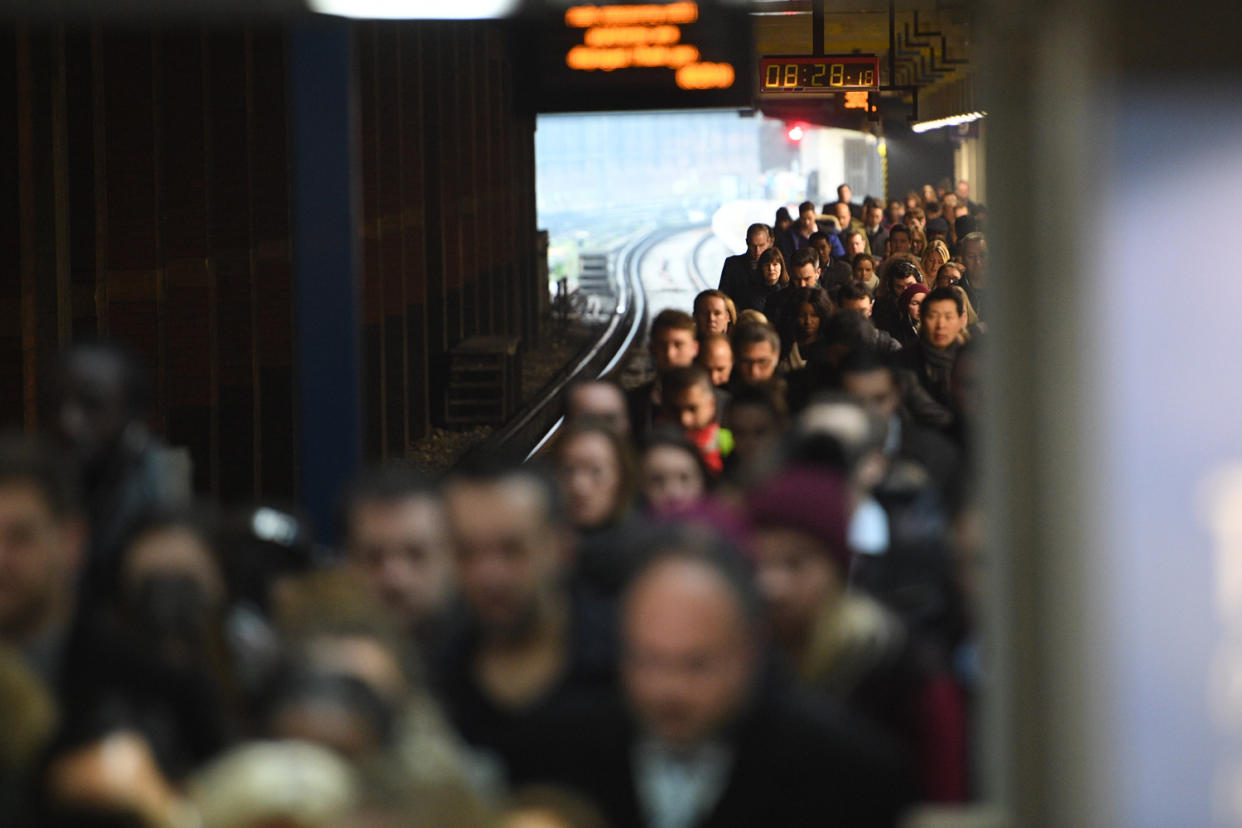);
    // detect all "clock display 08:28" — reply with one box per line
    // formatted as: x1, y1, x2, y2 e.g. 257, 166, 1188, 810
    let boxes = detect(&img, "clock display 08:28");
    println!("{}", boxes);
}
759, 57, 879, 93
